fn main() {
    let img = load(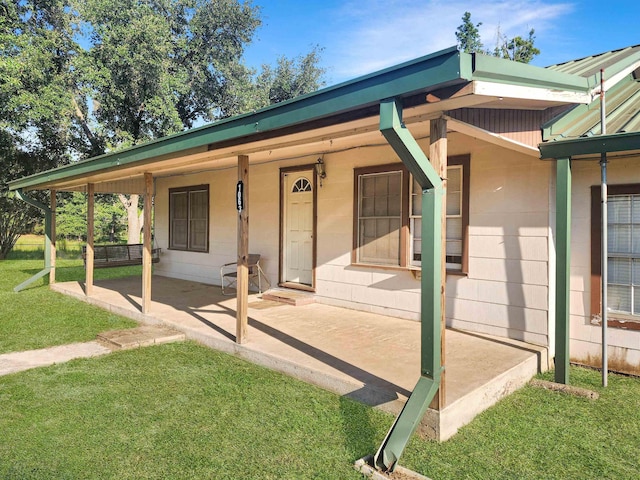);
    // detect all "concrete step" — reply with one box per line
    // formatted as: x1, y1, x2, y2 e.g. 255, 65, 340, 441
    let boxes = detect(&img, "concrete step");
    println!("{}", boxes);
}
262, 289, 315, 306
97, 325, 185, 350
